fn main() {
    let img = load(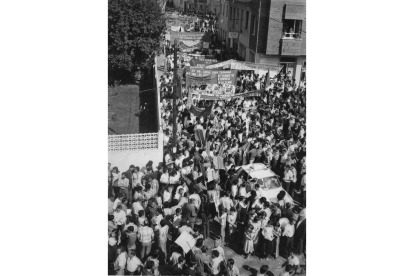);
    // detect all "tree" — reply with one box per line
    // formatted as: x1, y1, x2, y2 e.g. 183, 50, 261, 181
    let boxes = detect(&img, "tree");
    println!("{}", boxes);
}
108, 0, 166, 85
